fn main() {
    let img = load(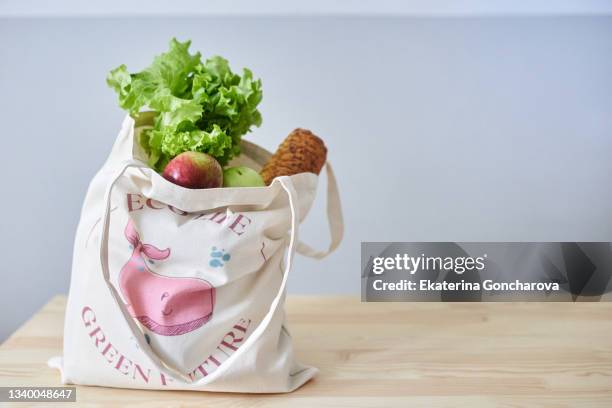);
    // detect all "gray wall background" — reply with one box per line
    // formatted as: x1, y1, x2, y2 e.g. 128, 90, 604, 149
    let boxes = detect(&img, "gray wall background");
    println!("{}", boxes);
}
1, 17, 611, 341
